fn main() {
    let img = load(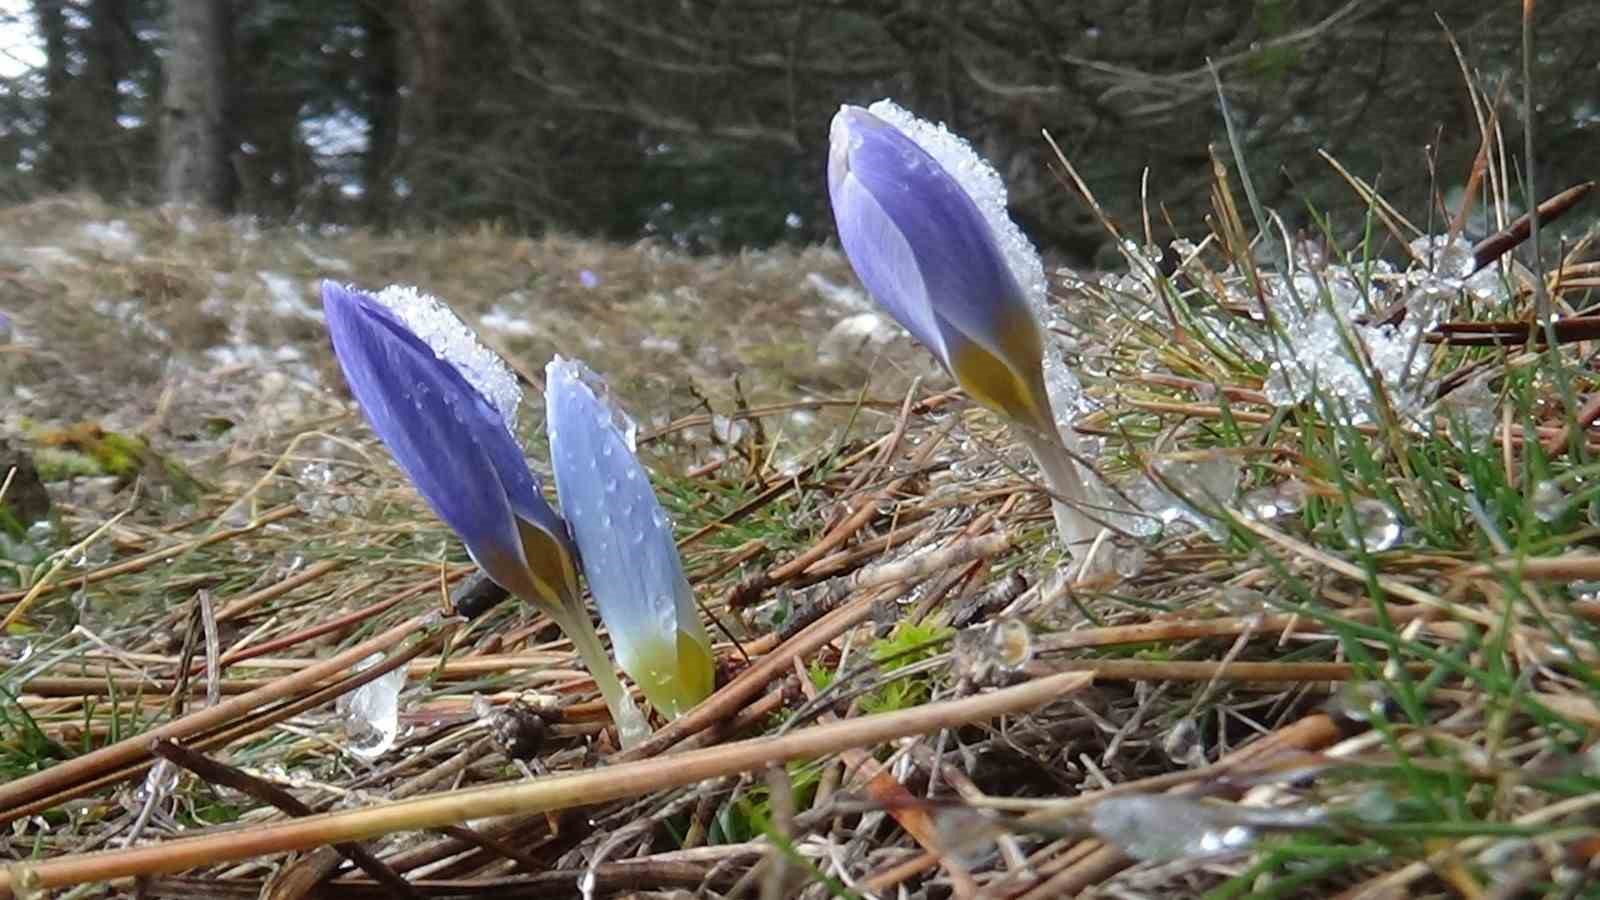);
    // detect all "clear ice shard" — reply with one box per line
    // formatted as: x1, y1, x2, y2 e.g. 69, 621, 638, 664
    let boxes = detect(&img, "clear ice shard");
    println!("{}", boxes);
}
336, 652, 407, 759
